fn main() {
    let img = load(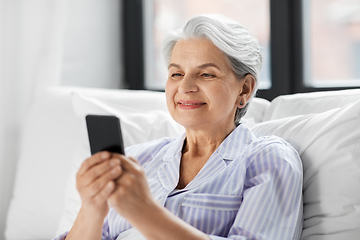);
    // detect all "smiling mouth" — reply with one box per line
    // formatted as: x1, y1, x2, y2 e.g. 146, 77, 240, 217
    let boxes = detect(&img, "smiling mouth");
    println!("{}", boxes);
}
179, 102, 205, 106
177, 101, 206, 109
